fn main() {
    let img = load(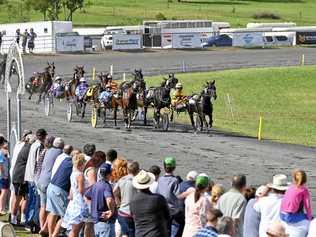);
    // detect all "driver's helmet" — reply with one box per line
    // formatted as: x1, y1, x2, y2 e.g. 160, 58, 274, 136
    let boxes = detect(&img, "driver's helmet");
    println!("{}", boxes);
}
175, 83, 183, 89
79, 77, 86, 83
55, 76, 62, 82
105, 84, 111, 89
107, 74, 112, 80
